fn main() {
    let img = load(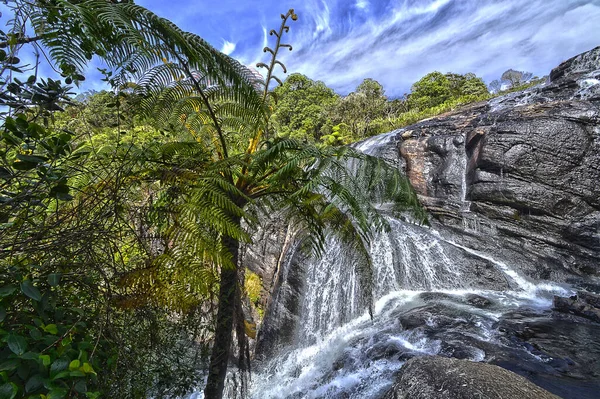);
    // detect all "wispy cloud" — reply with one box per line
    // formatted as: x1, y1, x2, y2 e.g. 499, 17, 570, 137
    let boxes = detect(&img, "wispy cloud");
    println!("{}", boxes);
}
274, 0, 600, 96
221, 40, 236, 55
355, 1, 369, 11
6, 0, 595, 96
